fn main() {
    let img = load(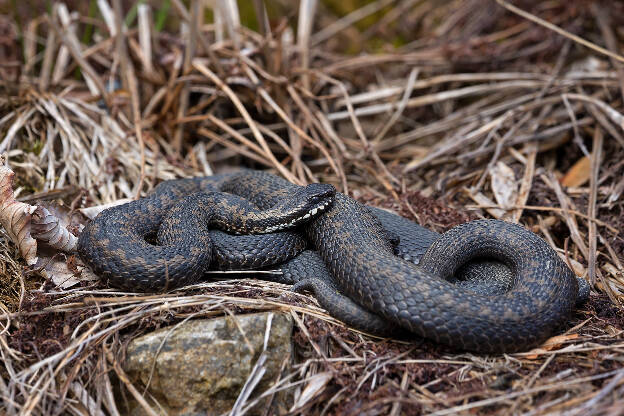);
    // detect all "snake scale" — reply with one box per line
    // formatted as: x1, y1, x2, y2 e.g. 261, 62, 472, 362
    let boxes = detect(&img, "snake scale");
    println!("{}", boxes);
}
78, 170, 585, 353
